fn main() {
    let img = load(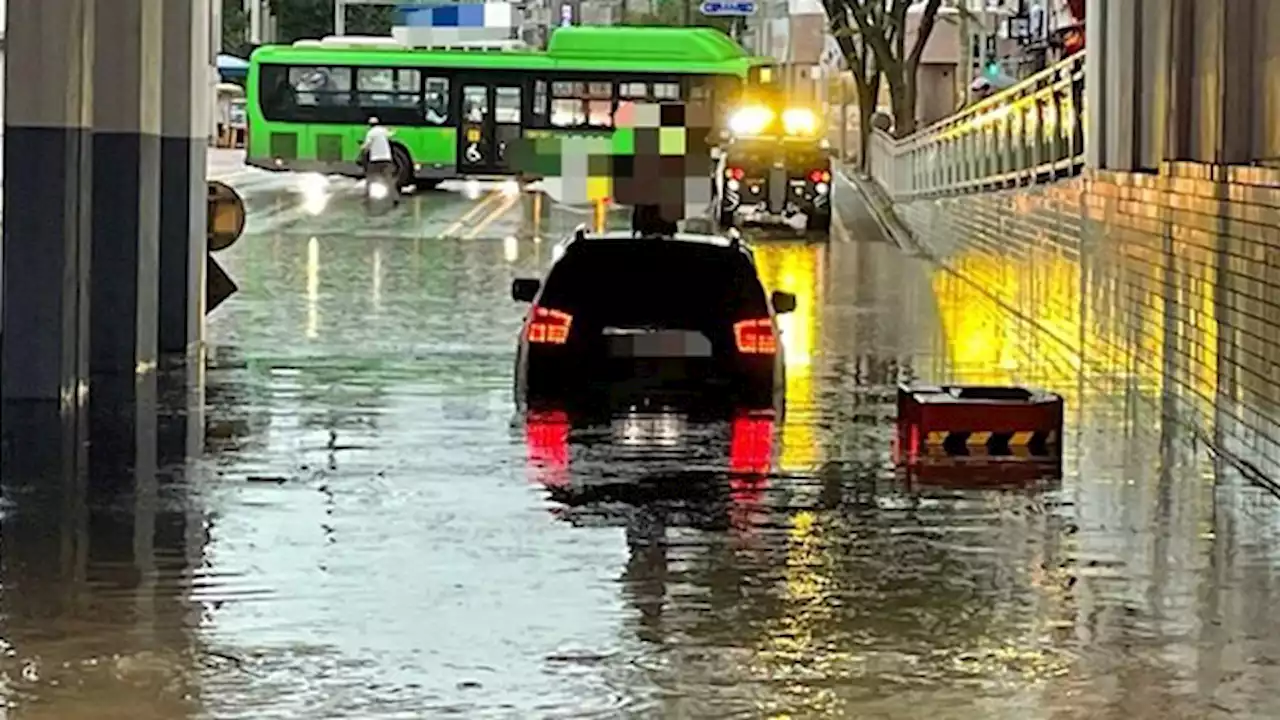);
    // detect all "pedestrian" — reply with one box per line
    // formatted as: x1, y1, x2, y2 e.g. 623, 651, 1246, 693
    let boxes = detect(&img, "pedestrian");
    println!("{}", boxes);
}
361, 117, 398, 194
